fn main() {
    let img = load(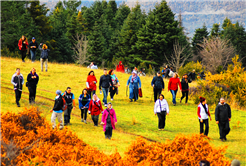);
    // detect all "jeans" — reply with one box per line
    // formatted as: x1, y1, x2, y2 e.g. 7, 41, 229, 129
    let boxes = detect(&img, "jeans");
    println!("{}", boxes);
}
181, 91, 189, 103
199, 119, 209, 136
218, 121, 230, 139
102, 88, 109, 104
81, 108, 88, 120
154, 88, 162, 102
30, 50, 36, 62
170, 90, 178, 104
15, 89, 22, 105
40, 58, 48, 71
28, 85, 37, 104
157, 111, 166, 129
105, 126, 113, 139
51, 111, 63, 129
91, 115, 99, 126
